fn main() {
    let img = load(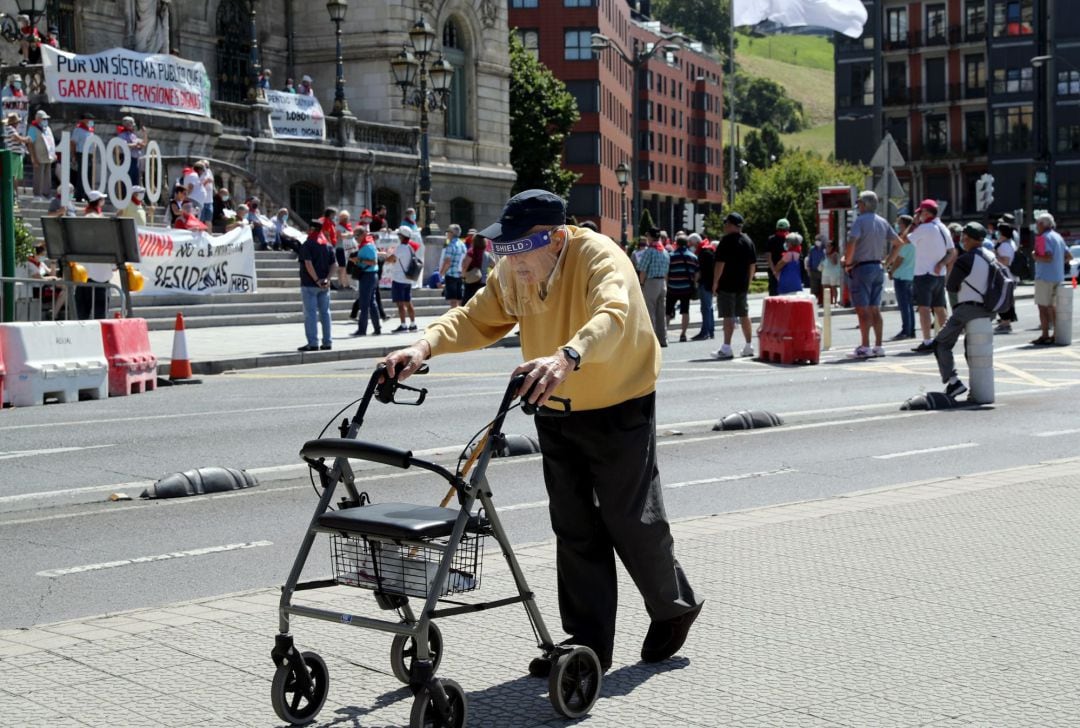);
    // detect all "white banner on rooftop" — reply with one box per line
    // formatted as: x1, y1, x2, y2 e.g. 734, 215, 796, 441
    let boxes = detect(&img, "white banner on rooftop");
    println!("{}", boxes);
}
41, 46, 212, 117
